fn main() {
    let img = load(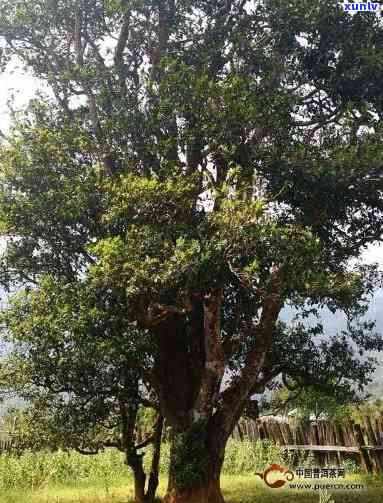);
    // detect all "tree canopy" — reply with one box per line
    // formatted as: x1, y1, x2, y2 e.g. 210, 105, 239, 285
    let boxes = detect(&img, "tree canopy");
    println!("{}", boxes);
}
0, 1, 383, 502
